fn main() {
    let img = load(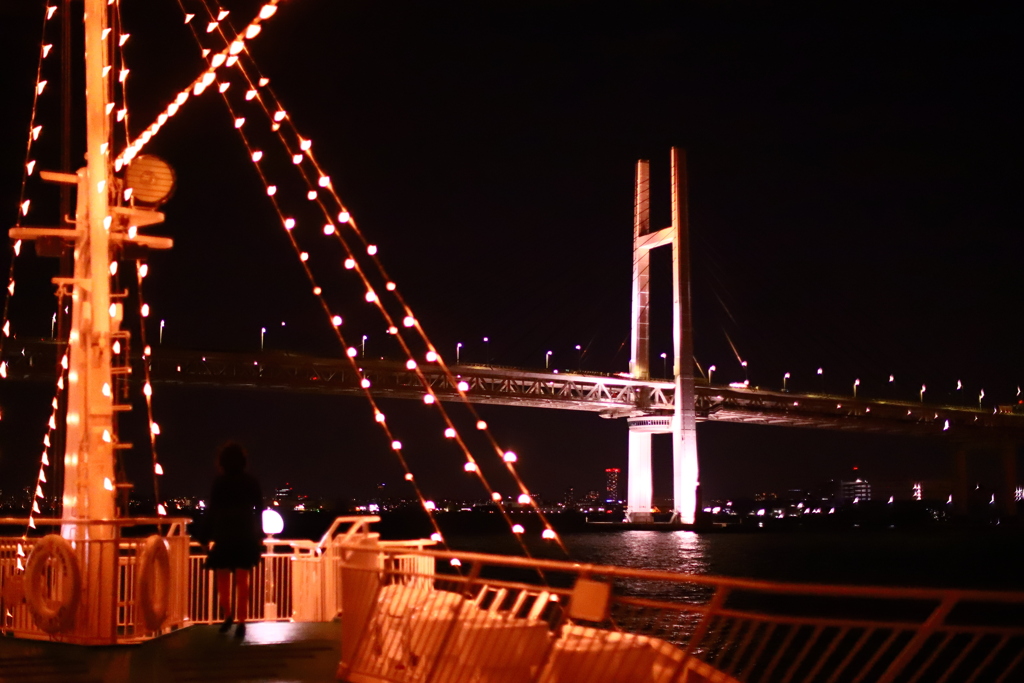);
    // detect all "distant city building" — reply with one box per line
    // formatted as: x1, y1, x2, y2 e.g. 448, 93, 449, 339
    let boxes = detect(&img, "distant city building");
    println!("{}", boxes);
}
584, 490, 600, 504
753, 492, 778, 502
840, 479, 871, 504
605, 468, 620, 501
564, 487, 576, 507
